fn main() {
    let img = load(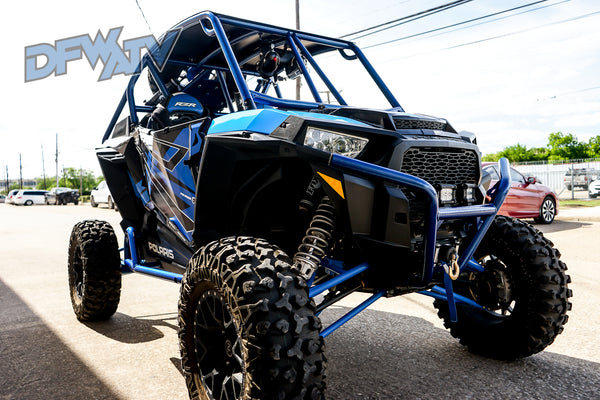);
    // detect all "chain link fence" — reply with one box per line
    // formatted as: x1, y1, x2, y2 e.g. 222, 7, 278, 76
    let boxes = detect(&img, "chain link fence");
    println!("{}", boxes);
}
511, 158, 600, 200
